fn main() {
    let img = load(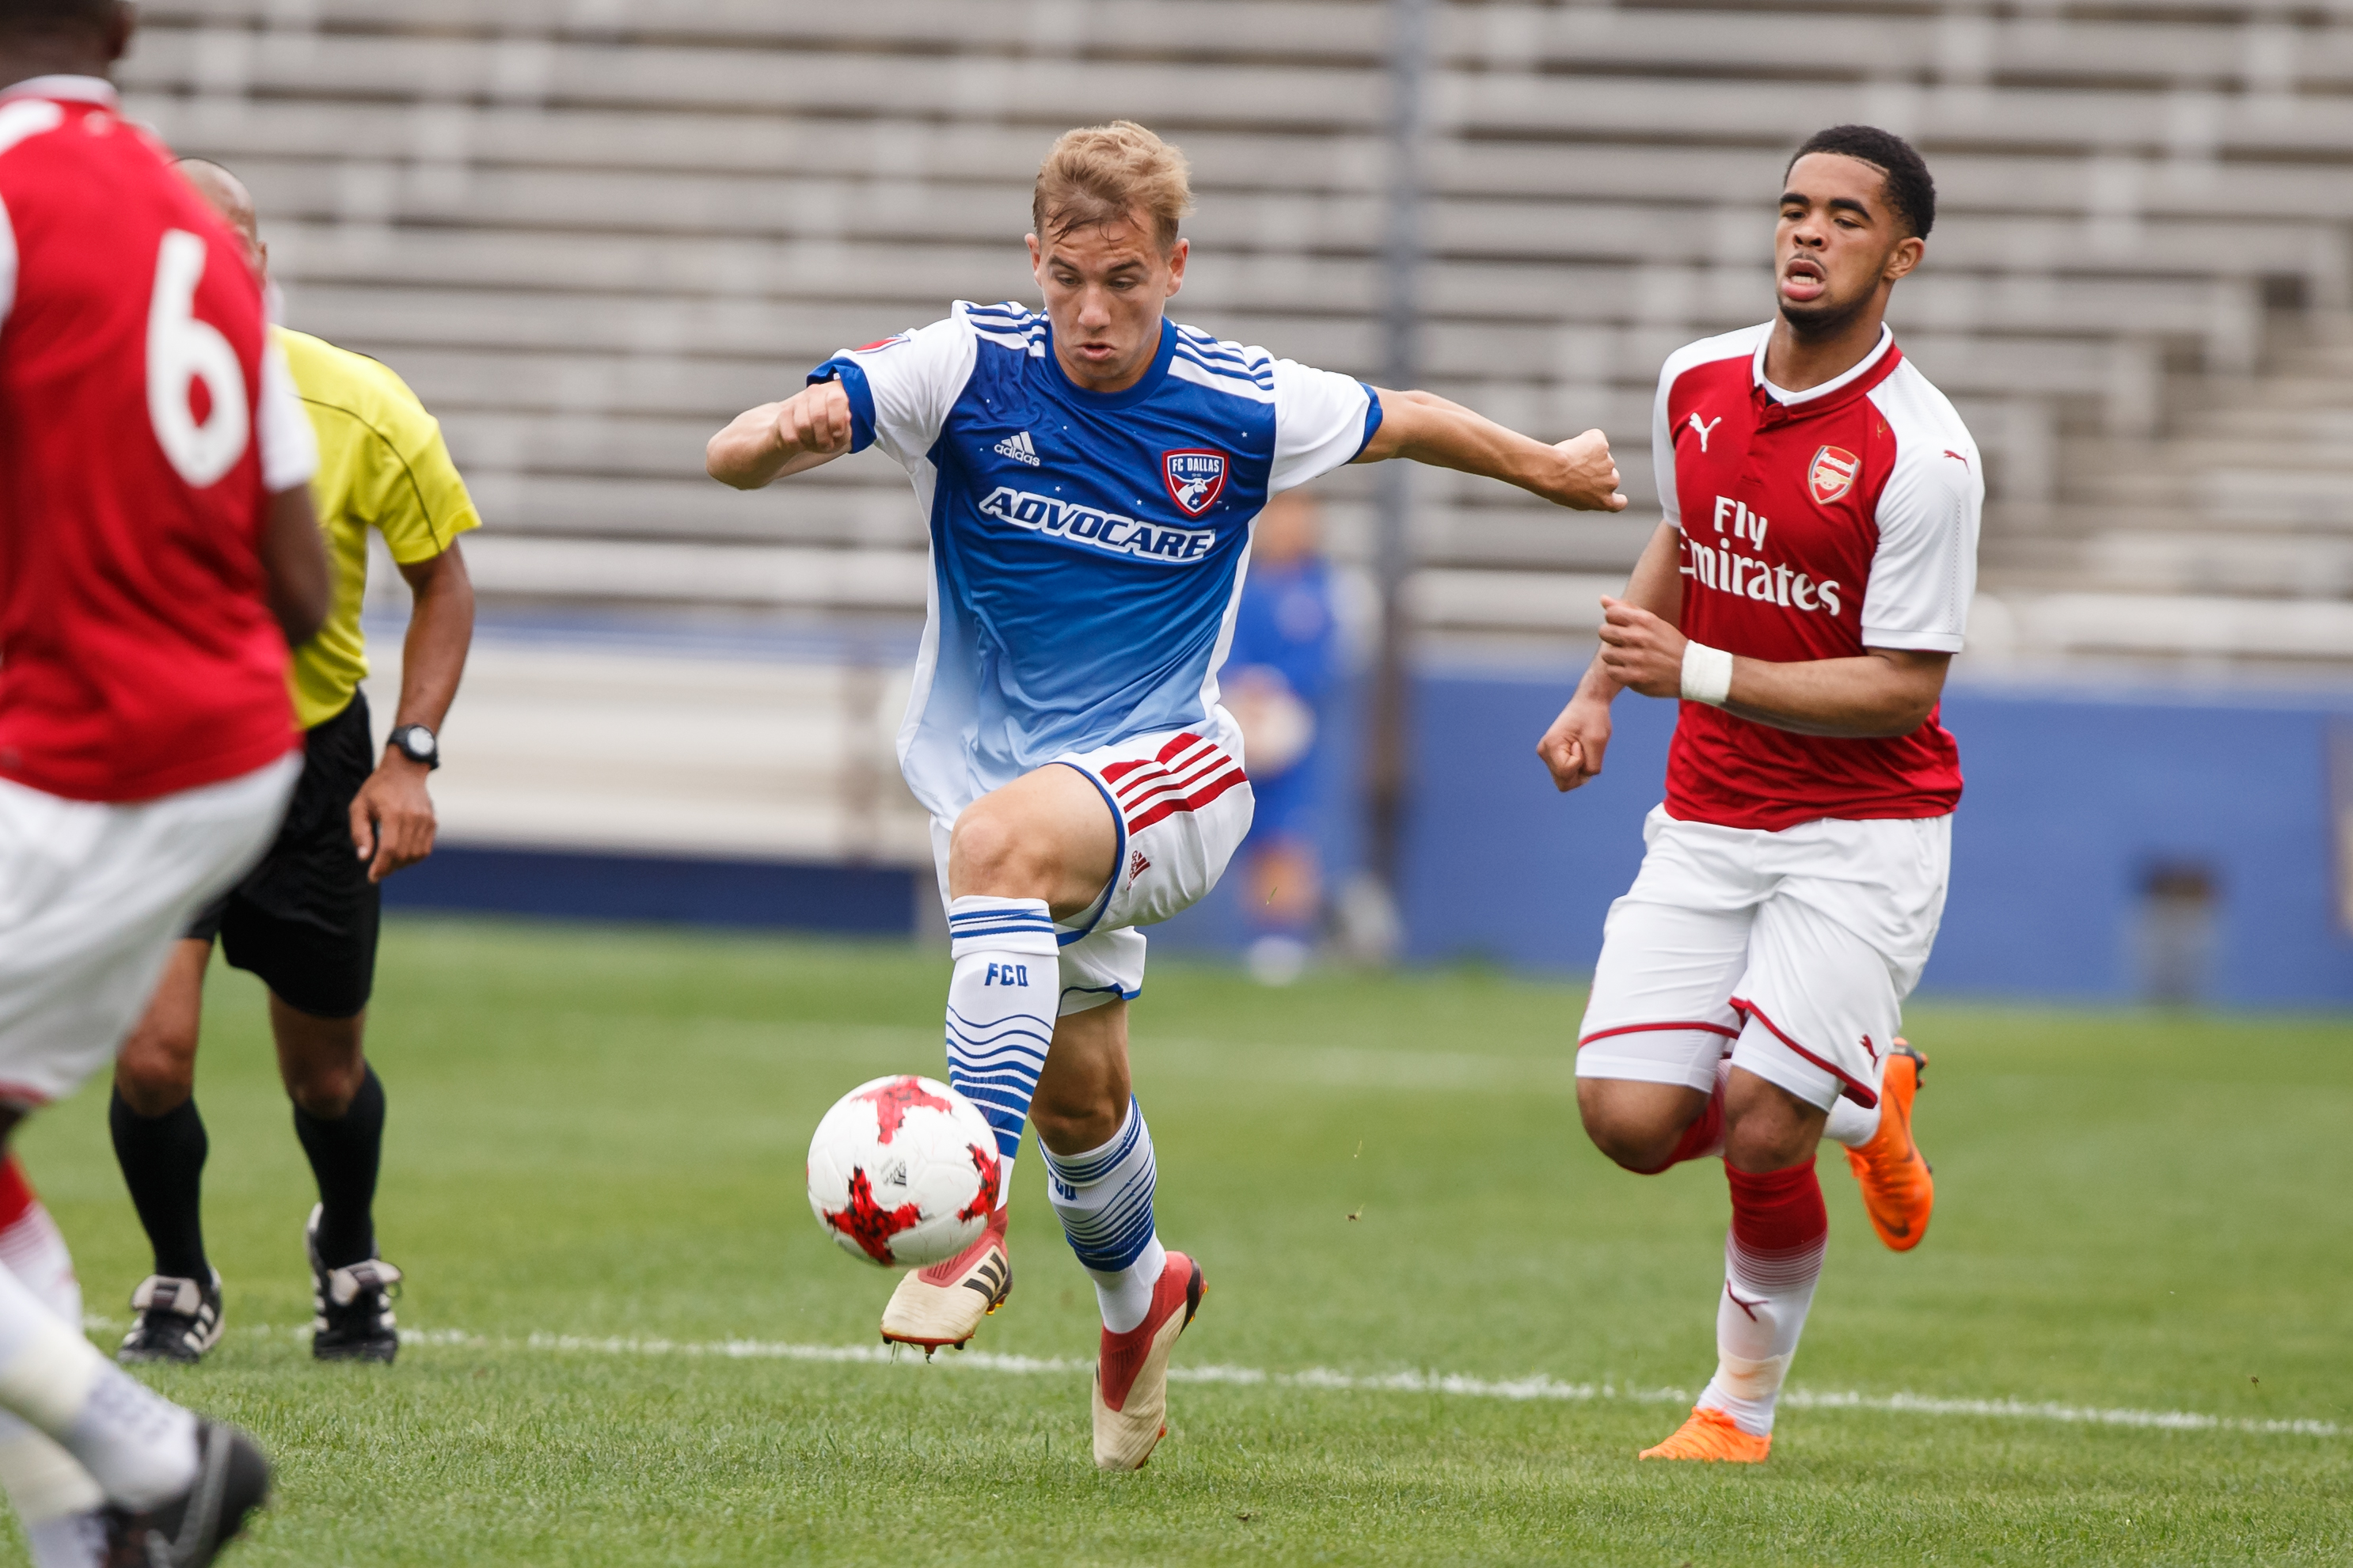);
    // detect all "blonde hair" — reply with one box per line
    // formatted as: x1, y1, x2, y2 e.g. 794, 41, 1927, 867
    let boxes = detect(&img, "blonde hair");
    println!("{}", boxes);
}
1032, 121, 1194, 251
